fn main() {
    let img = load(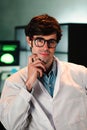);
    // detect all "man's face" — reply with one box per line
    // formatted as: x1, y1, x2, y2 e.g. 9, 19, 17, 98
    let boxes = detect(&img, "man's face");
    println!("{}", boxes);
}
31, 34, 57, 64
